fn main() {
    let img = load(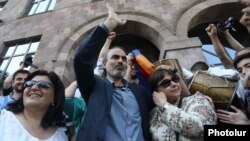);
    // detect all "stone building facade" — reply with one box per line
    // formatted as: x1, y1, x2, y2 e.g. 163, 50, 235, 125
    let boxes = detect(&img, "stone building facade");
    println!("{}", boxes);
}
0, 0, 247, 86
